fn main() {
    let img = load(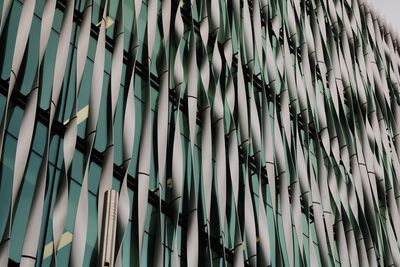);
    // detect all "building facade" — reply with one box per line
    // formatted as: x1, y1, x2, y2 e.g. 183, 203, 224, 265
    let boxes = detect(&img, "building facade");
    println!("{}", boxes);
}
1, 0, 400, 266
